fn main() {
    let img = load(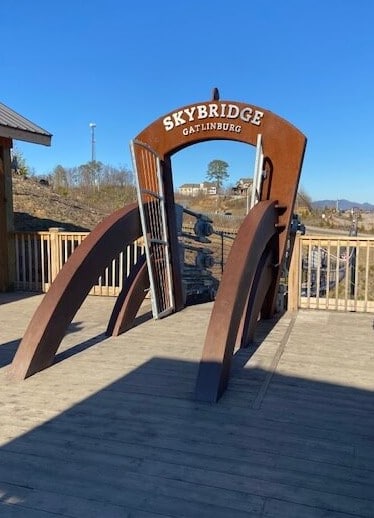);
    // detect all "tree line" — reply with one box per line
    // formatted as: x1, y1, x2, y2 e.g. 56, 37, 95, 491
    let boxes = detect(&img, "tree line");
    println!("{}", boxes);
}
50, 161, 134, 191
12, 149, 231, 196
11, 148, 137, 204
11, 148, 313, 210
